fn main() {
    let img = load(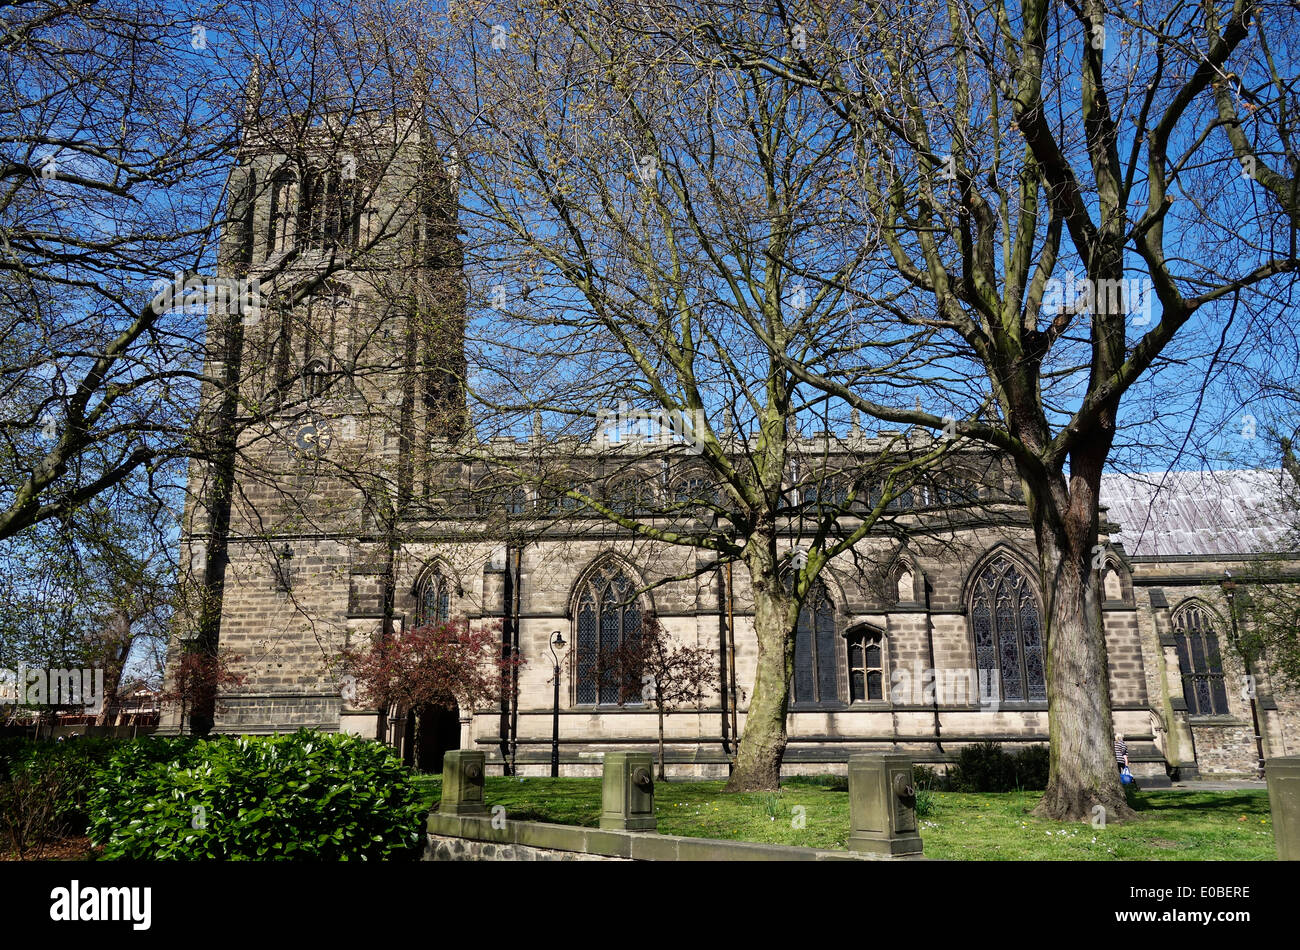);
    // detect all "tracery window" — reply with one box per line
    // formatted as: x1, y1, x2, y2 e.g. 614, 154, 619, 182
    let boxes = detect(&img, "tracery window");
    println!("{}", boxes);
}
671, 476, 708, 505
793, 582, 839, 706
604, 477, 643, 515
300, 166, 357, 250
303, 360, 328, 400
543, 478, 589, 513
970, 554, 1046, 702
1172, 602, 1230, 716
804, 478, 848, 508
847, 627, 885, 702
473, 482, 528, 516
268, 171, 297, 253
415, 568, 451, 628
574, 563, 643, 705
